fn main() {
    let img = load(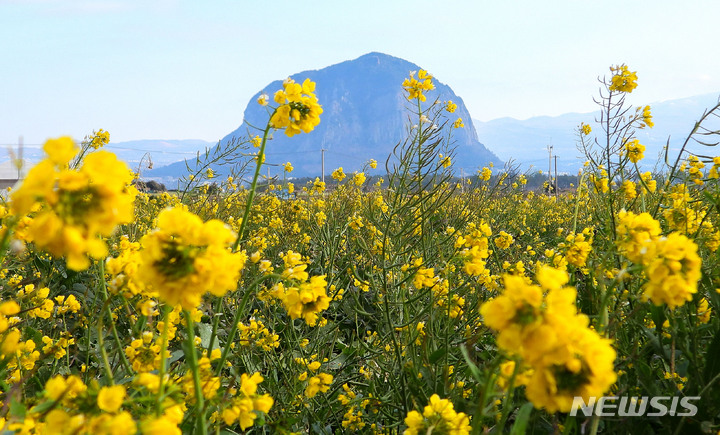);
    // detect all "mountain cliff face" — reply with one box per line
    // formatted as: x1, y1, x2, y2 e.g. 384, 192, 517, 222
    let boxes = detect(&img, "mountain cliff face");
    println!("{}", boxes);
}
149, 52, 500, 180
